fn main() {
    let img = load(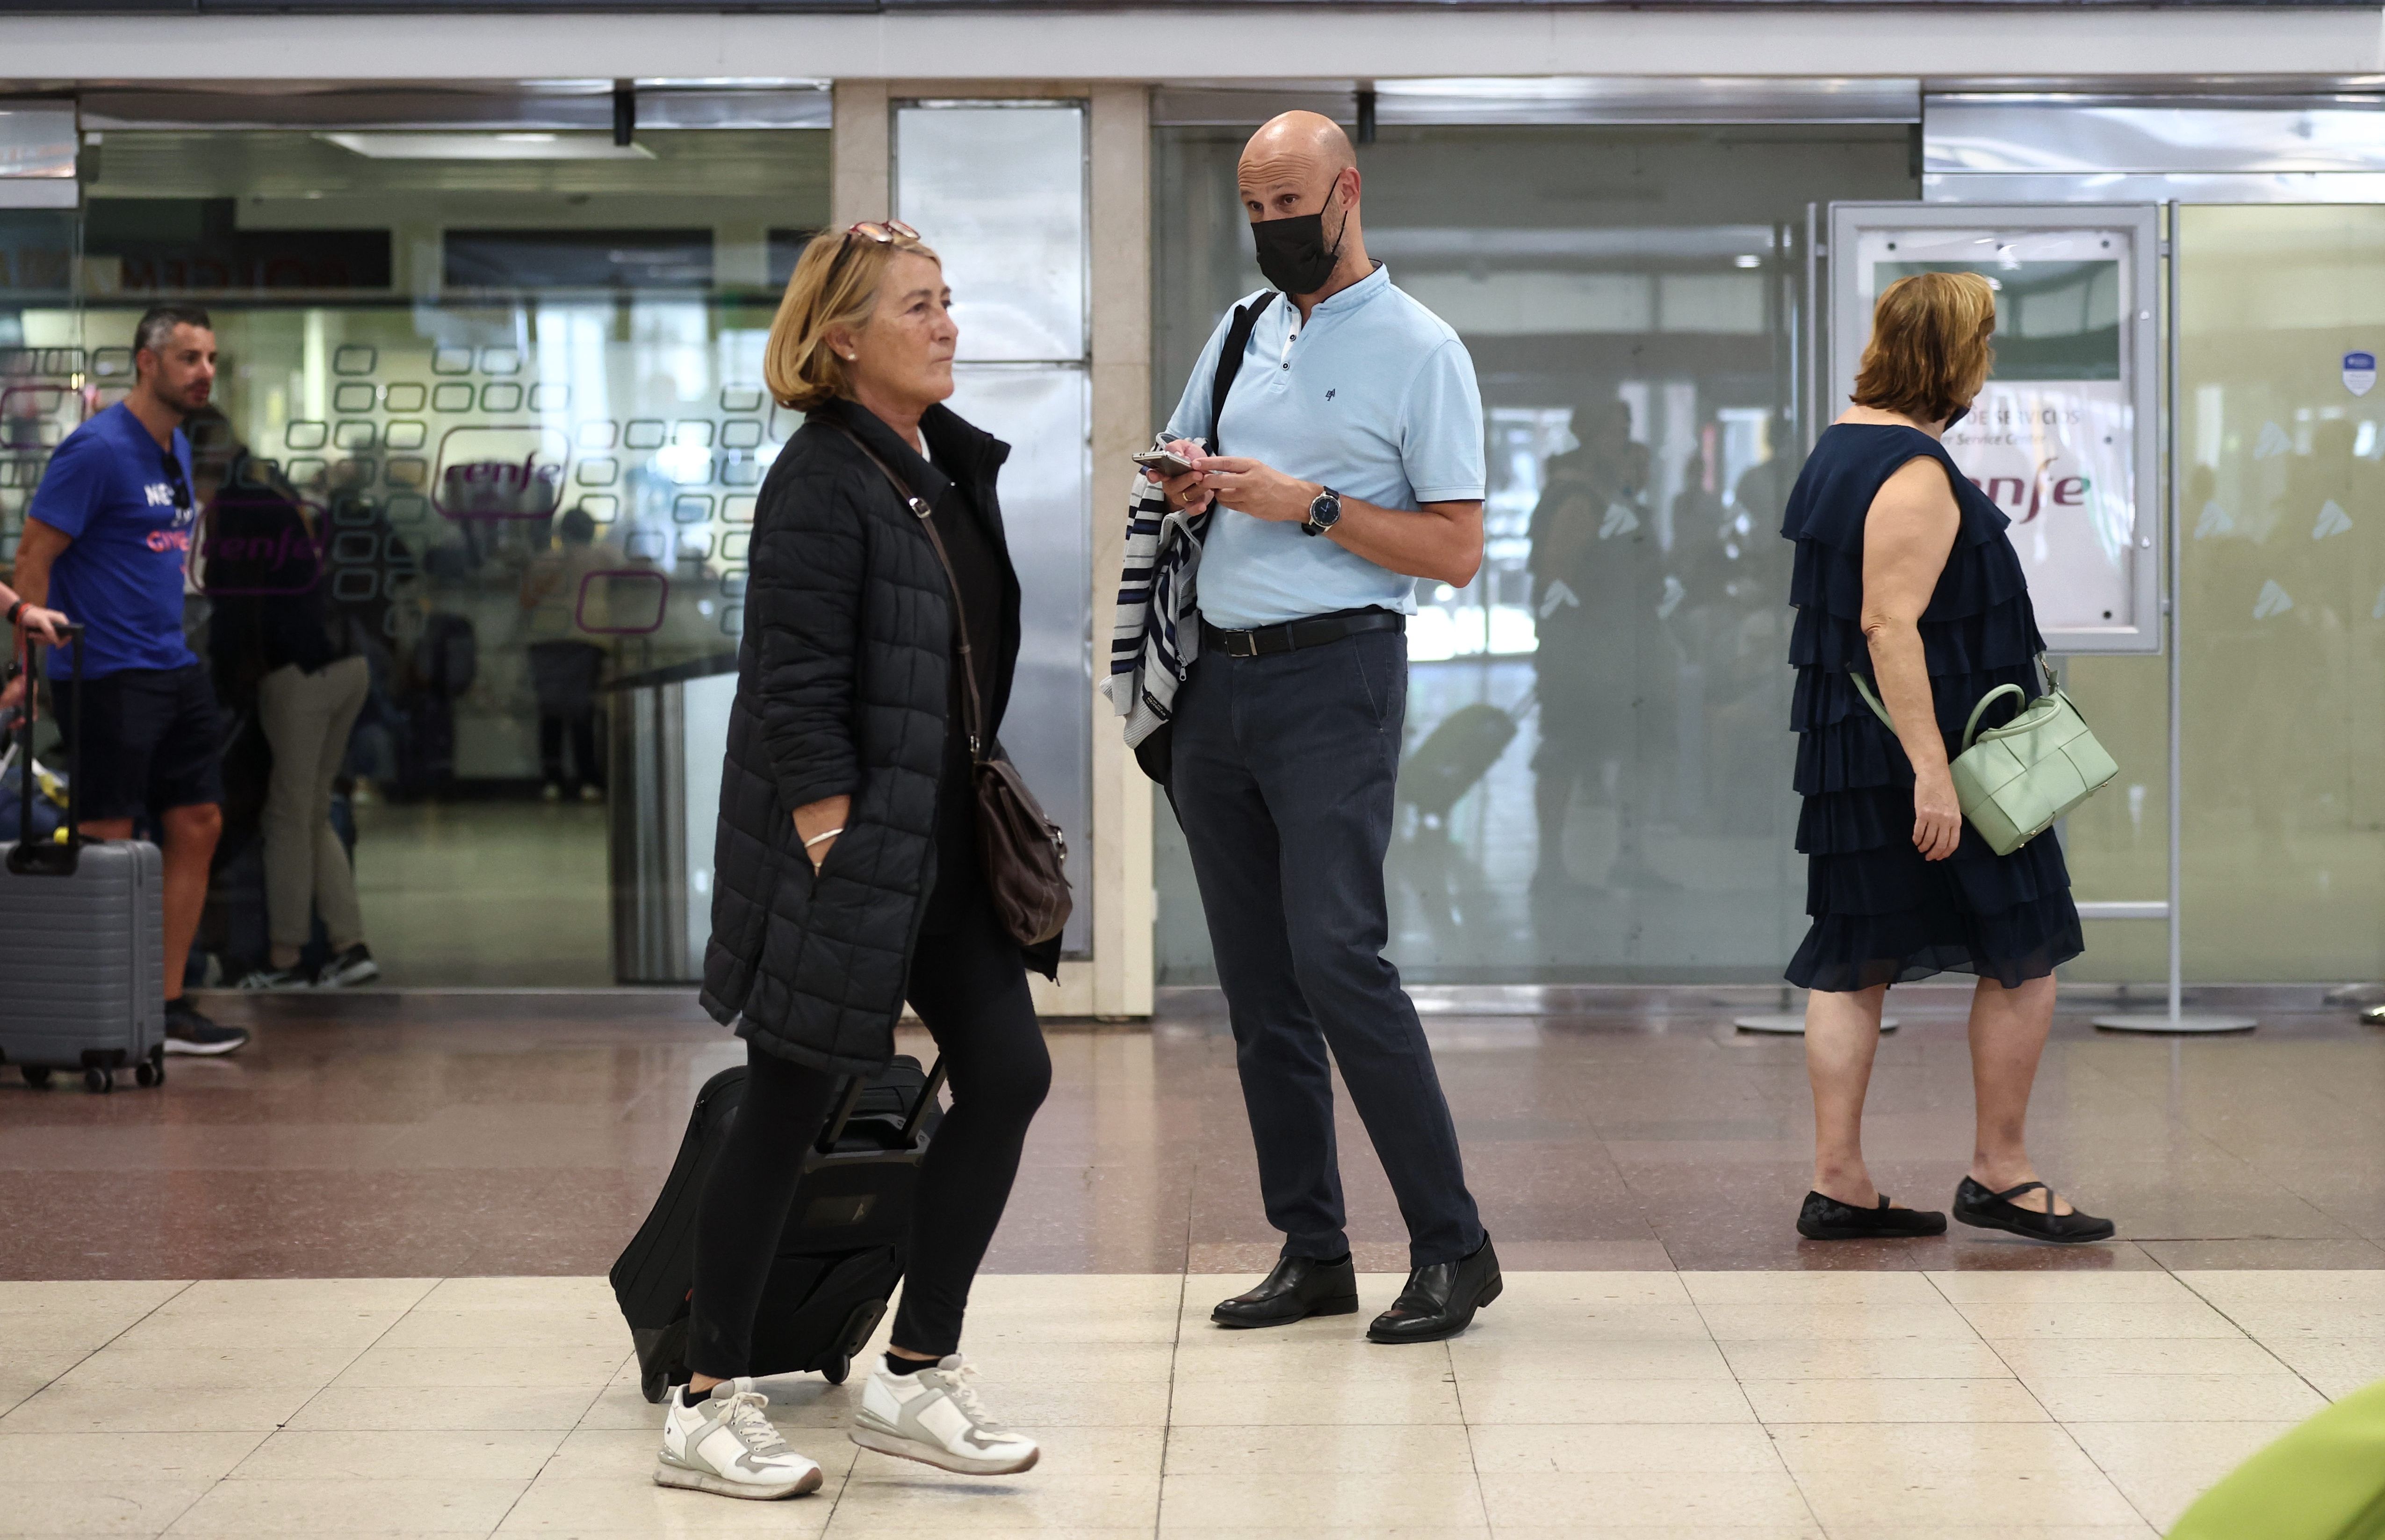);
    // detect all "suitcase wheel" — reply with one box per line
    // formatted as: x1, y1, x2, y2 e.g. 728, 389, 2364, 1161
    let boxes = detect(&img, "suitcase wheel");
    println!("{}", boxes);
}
137, 1059, 162, 1089
19, 1065, 50, 1089
85, 1068, 113, 1094
821, 1353, 850, 1386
